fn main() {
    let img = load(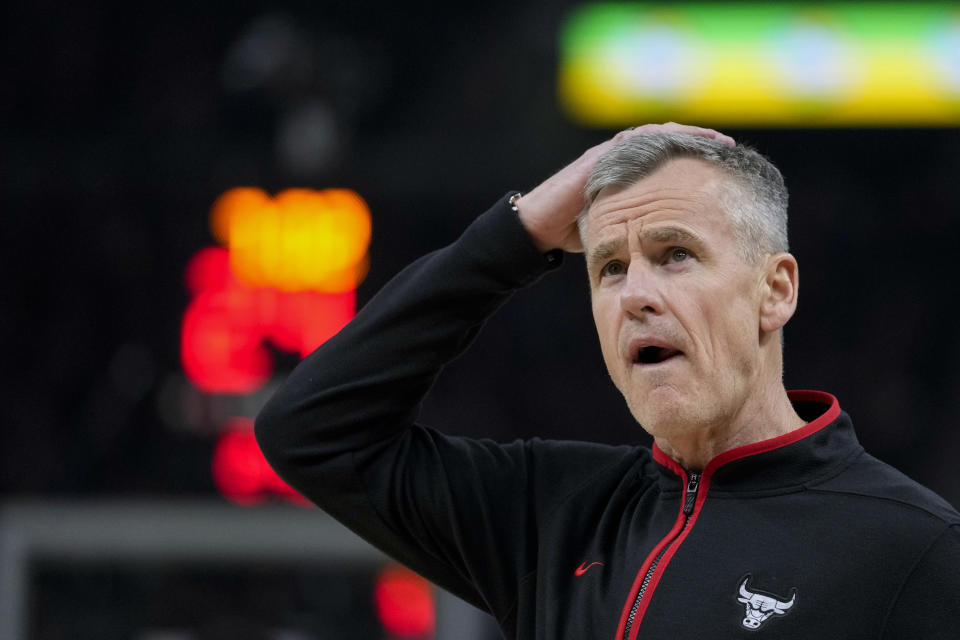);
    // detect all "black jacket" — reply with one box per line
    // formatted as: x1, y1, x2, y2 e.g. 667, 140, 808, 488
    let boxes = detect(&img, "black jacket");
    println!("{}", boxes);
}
256, 196, 960, 639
